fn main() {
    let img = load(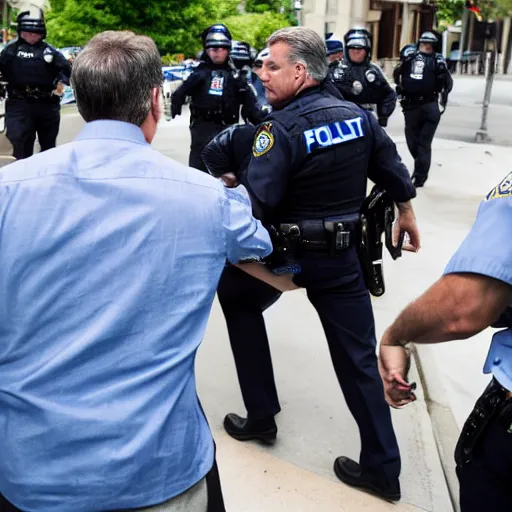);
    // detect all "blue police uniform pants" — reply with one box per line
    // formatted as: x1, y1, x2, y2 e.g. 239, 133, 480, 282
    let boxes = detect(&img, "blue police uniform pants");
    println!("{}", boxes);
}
189, 120, 227, 173
218, 248, 401, 480
403, 101, 441, 181
6, 98, 61, 160
456, 395, 512, 511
